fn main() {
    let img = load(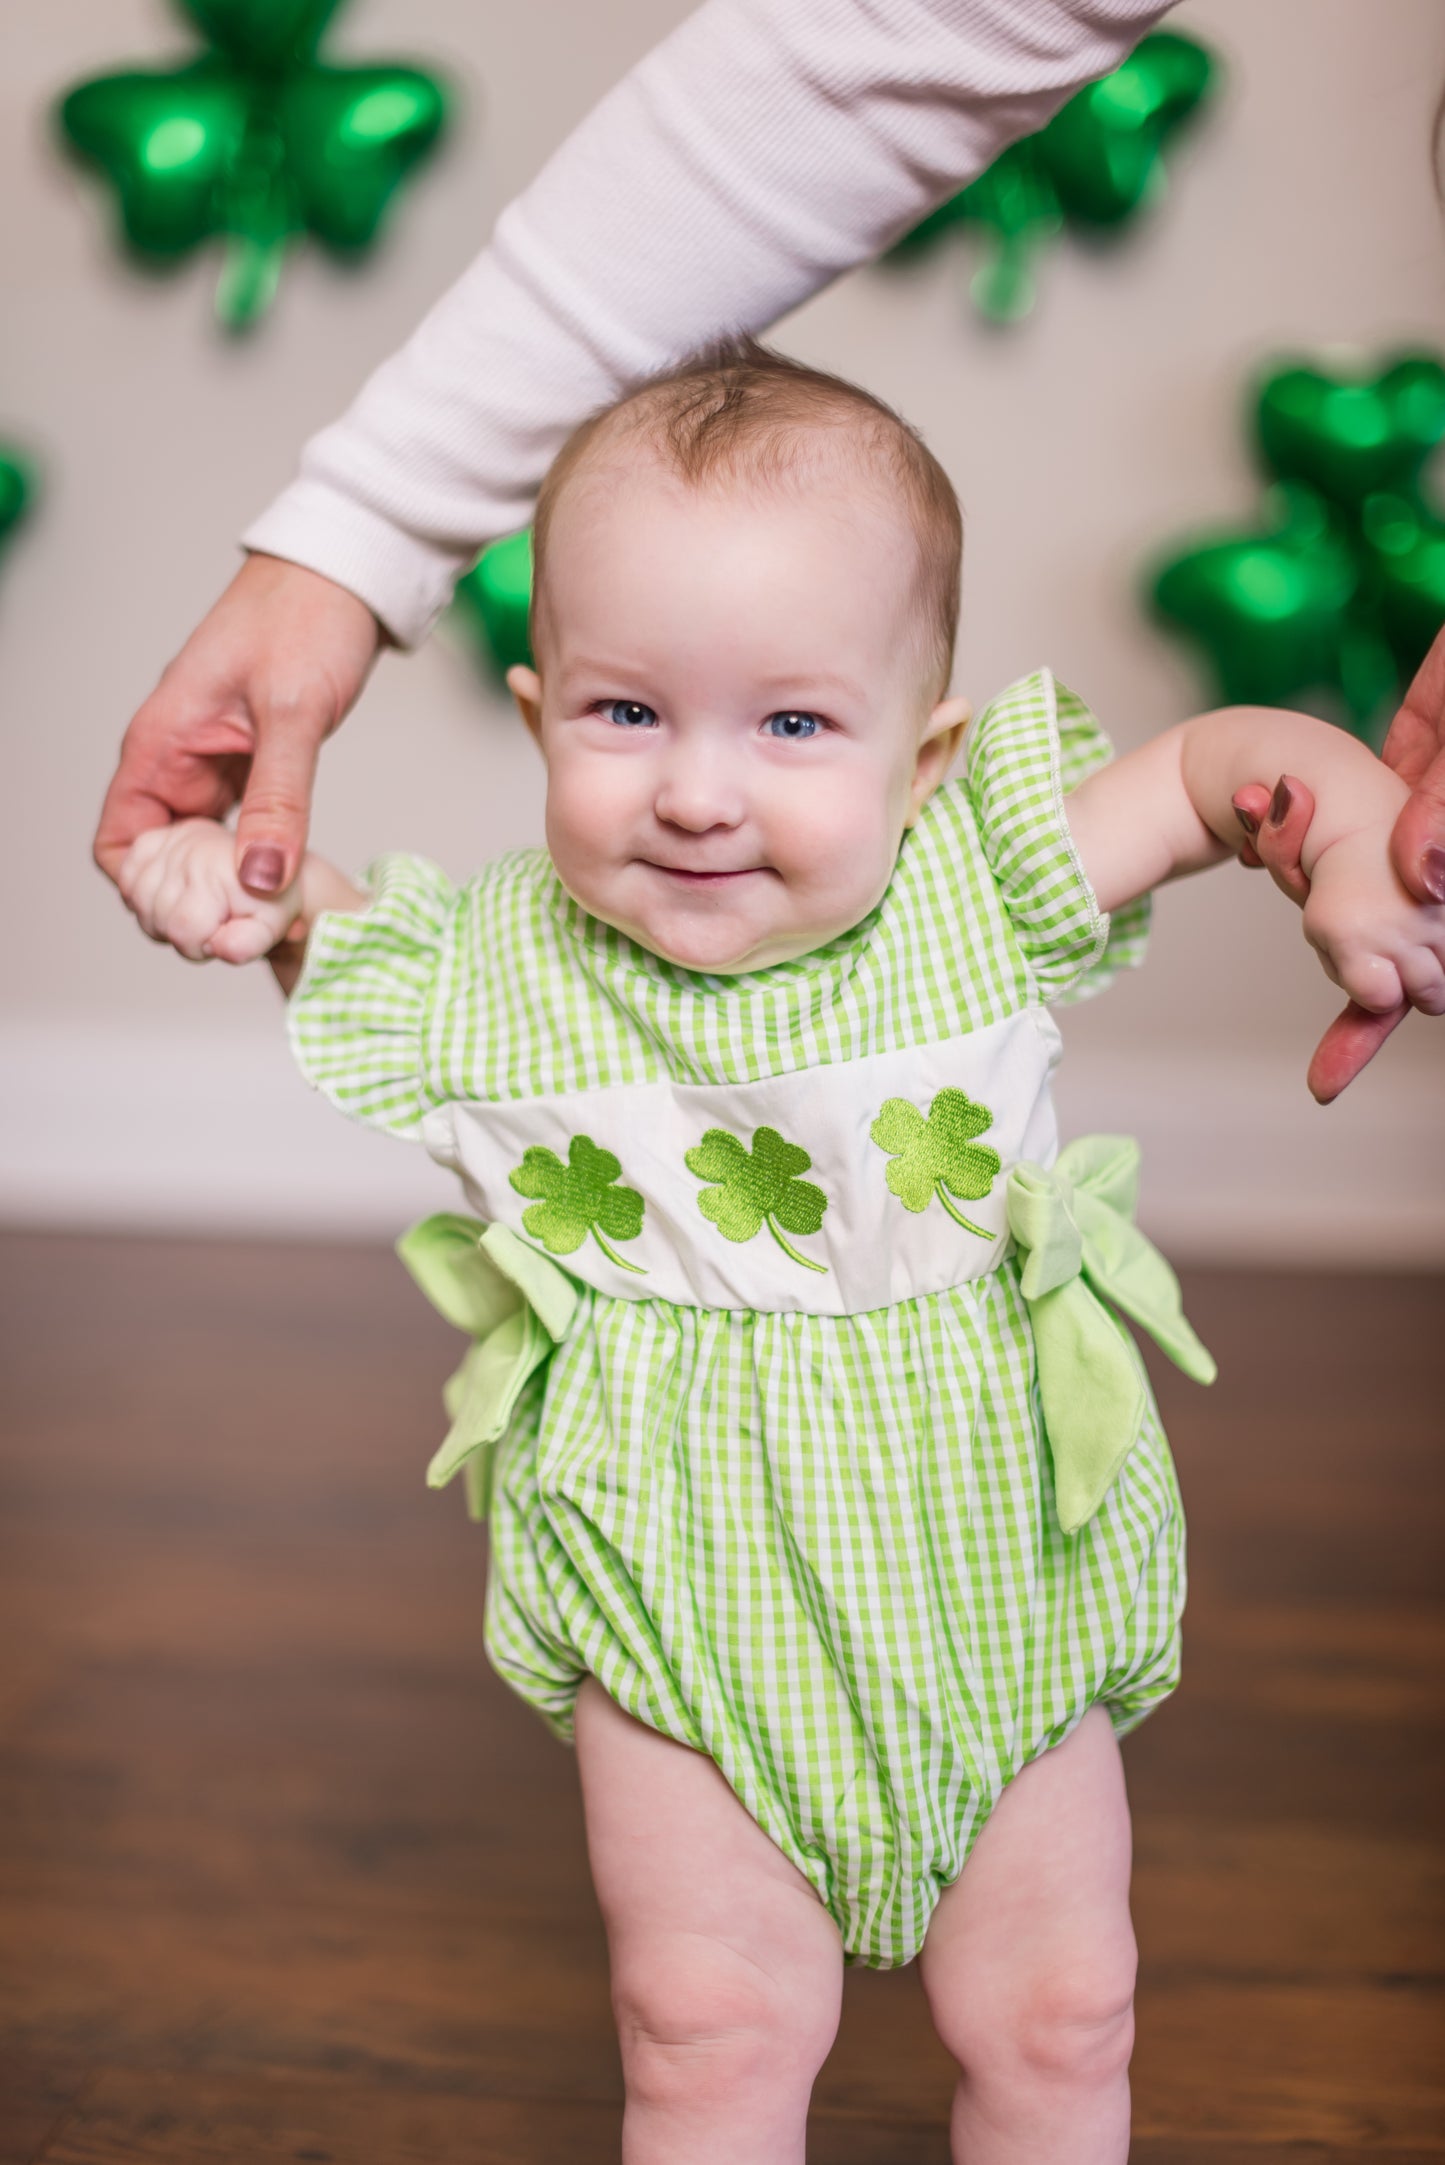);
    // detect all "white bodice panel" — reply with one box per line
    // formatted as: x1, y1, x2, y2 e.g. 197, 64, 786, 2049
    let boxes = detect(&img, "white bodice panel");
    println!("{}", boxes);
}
420, 1007, 1060, 1316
